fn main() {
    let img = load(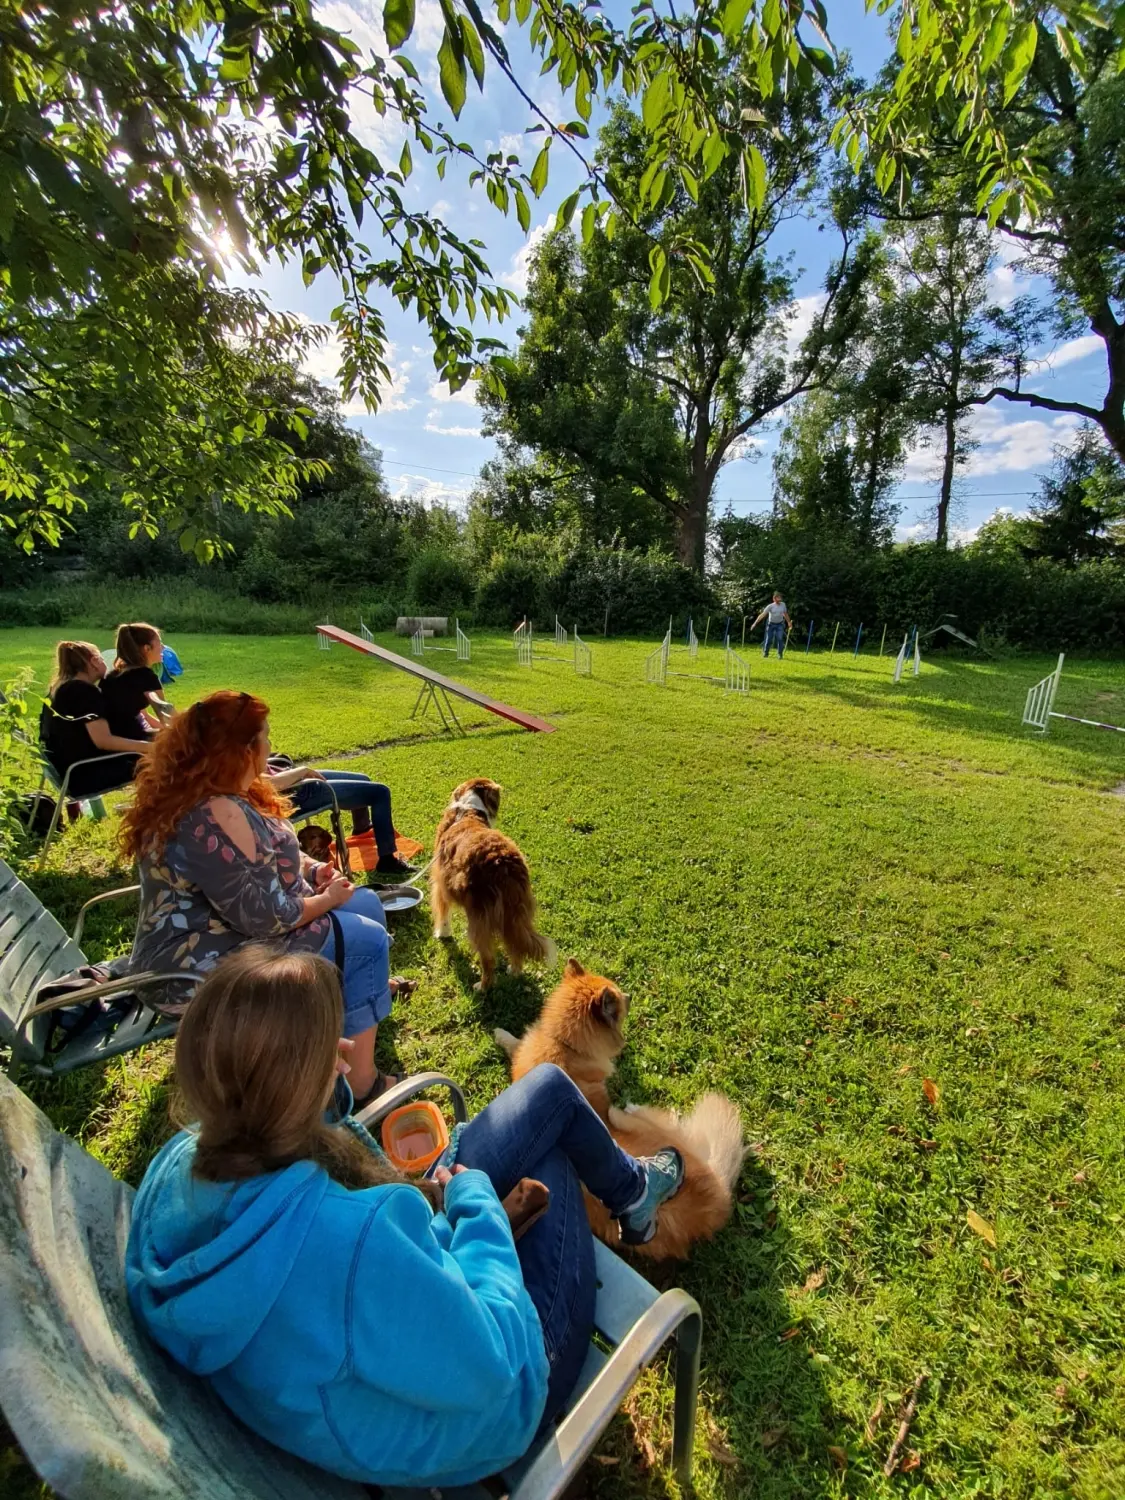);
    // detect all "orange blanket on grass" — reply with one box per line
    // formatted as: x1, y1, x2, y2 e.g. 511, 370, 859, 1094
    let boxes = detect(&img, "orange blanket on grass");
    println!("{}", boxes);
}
330, 830, 424, 873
